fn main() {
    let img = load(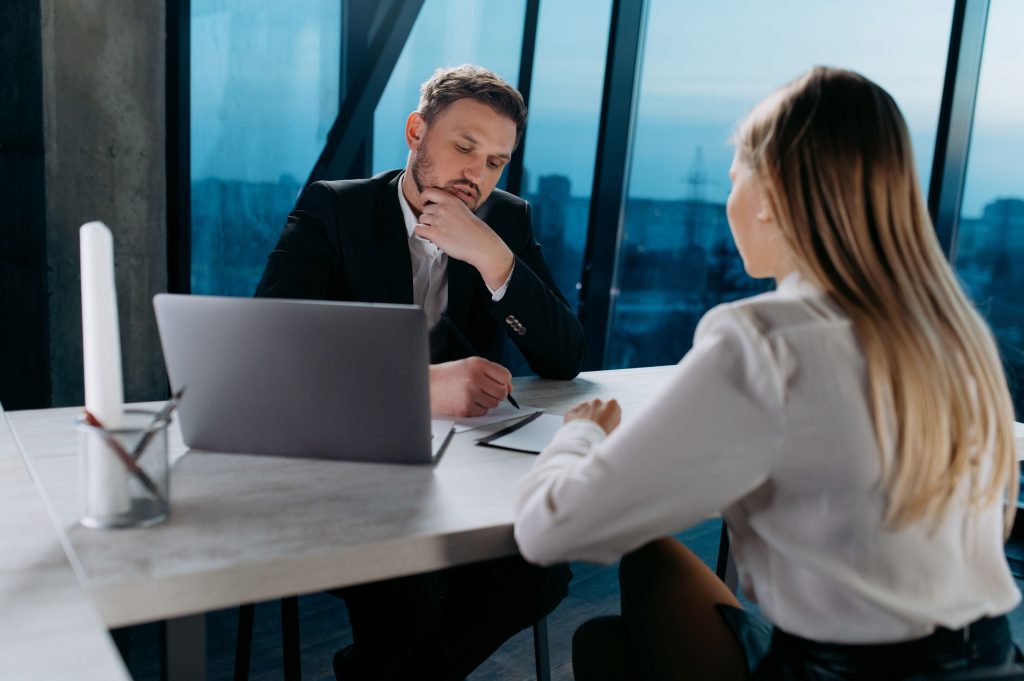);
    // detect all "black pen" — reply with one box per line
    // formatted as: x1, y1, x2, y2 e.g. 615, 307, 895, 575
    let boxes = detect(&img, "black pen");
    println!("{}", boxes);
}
440, 313, 520, 409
